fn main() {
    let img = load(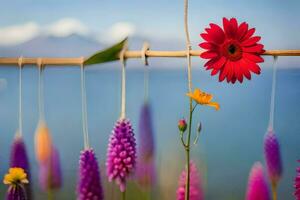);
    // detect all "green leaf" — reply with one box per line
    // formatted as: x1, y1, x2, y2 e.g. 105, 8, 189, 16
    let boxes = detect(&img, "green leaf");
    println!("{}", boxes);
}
84, 37, 128, 66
